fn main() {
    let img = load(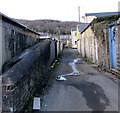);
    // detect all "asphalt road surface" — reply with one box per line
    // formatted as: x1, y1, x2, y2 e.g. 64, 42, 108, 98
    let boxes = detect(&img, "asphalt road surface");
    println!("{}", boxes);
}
35, 48, 119, 112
